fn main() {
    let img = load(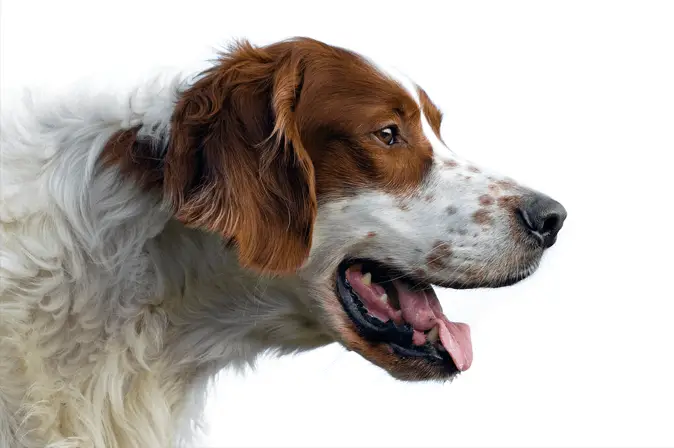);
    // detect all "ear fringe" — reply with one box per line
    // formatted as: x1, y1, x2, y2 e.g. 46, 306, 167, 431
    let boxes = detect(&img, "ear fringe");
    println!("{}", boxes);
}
164, 39, 317, 274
